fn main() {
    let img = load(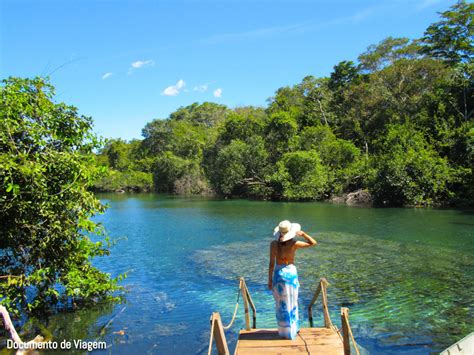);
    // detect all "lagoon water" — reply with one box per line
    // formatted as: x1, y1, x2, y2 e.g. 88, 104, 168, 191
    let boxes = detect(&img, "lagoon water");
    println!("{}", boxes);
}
35, 194, 473, 354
